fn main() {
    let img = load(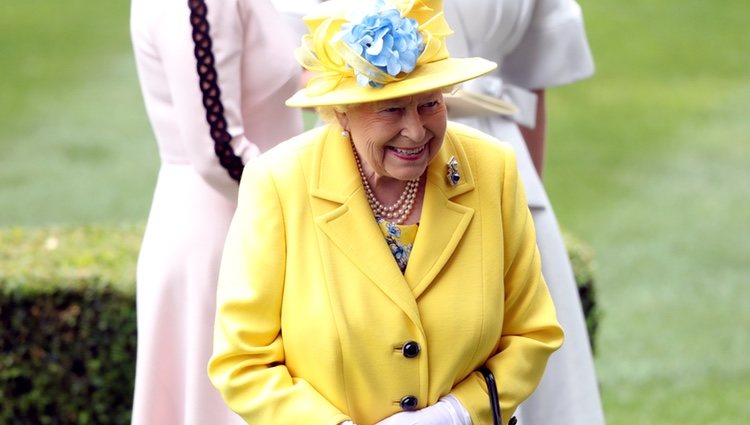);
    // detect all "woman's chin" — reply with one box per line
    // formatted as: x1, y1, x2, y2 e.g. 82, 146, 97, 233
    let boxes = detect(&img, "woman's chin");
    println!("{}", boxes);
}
385, 165, 428, 181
